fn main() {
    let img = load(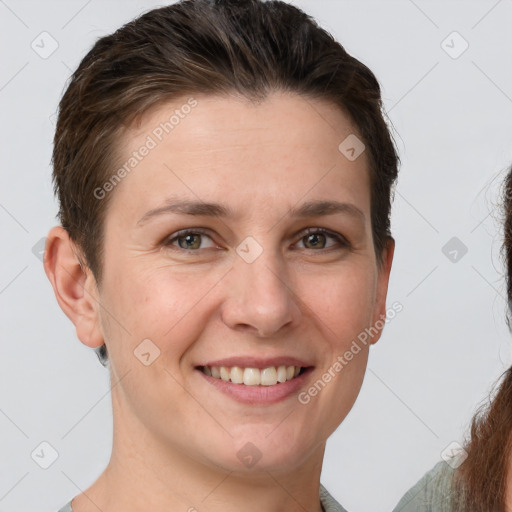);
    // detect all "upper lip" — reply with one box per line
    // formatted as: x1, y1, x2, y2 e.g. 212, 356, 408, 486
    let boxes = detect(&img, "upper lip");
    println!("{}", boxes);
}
198, 356, 314, 369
